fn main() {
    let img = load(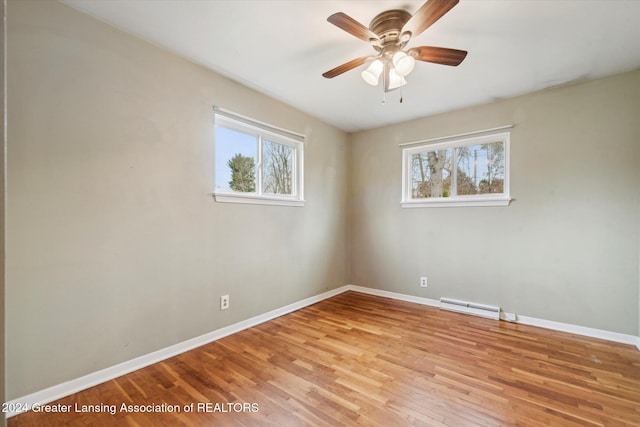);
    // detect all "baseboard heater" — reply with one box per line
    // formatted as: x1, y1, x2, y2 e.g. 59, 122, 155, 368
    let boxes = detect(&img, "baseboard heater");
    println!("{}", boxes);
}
439, 297, 500, 320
